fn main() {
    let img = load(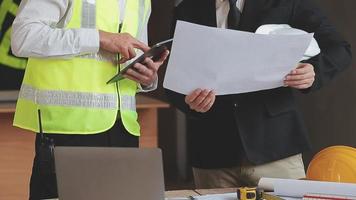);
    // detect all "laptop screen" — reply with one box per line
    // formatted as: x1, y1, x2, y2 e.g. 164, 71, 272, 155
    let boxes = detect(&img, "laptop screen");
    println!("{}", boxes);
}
54, 147, 165, 200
